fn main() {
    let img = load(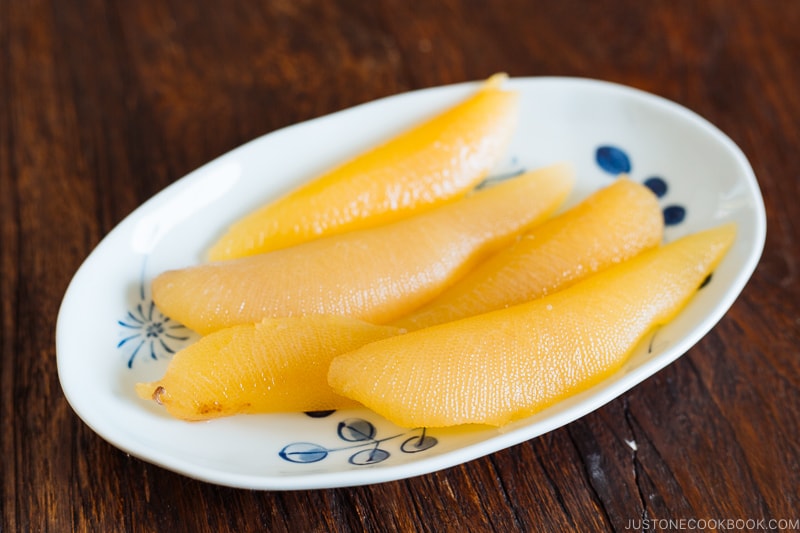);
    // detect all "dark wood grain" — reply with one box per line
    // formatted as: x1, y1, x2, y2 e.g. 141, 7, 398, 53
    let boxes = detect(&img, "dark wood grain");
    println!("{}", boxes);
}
2, 0, 799, 531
